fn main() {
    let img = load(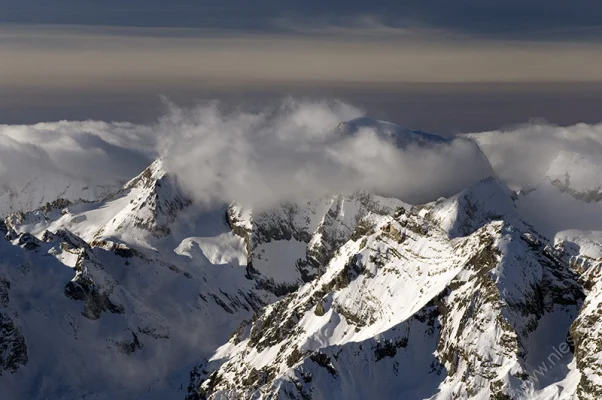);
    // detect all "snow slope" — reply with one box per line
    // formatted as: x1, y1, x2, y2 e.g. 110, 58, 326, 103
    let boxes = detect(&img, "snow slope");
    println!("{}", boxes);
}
188, 178, 586, 400
0, 162, 271, 399
0, 159, 409, 399
1, 118, 602, 400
